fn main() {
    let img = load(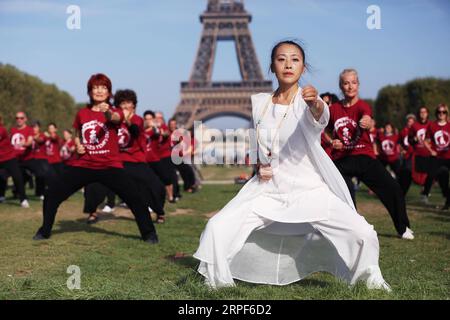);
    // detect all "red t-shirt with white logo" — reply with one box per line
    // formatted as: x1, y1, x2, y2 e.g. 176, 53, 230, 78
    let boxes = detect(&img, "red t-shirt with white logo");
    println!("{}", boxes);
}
327, 100, 375, 160
378, 133, 400, 163
32, 133, 48, 160
46, 135, 63, 164
10, 126, 34, 161
399, 127, 414, 160
409, 121, 431, 157
118, 114, 147, 163
427, 121, 450, 159
60, 139, 76, 163
70, 106, 124, 169
0, 126, 16, 162
158, 124, 172, 159
145, 127, 161, 163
